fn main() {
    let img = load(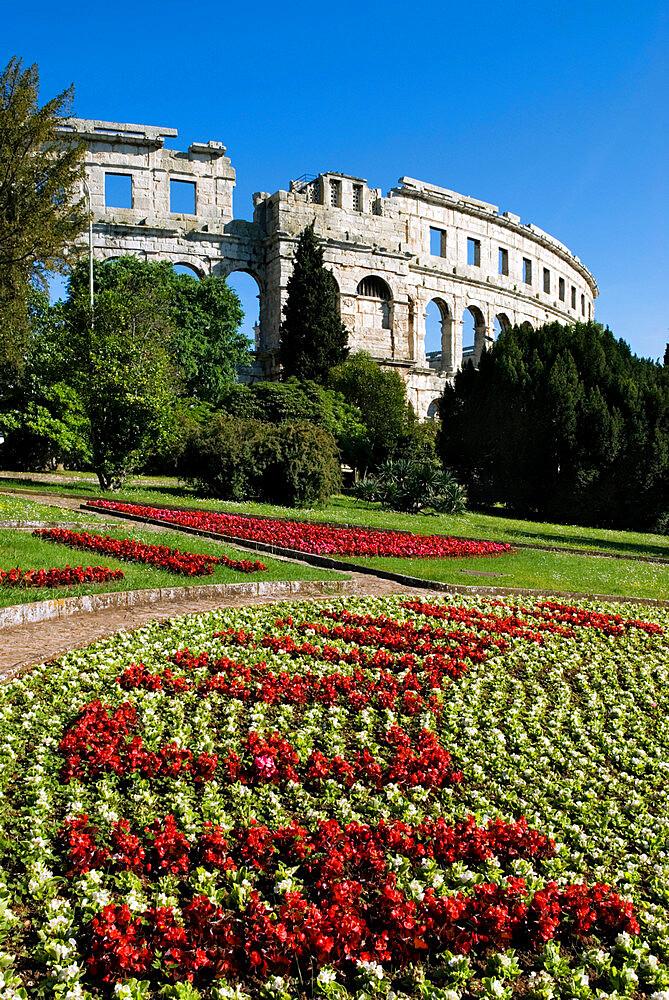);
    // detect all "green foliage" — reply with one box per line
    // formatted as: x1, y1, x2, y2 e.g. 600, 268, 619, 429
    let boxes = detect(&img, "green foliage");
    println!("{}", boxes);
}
69, 256, 249, 407
438, 321, 669, 532
0, 290, 90, 469
355, 457, 466, 514
219, 377, 369, 470
279, 223, 349, 381
328, 351, 415, 468
0, 57, 86, 368
62, 261, 179, 490
180, 414, 342, 507
170, 270, 247, 403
